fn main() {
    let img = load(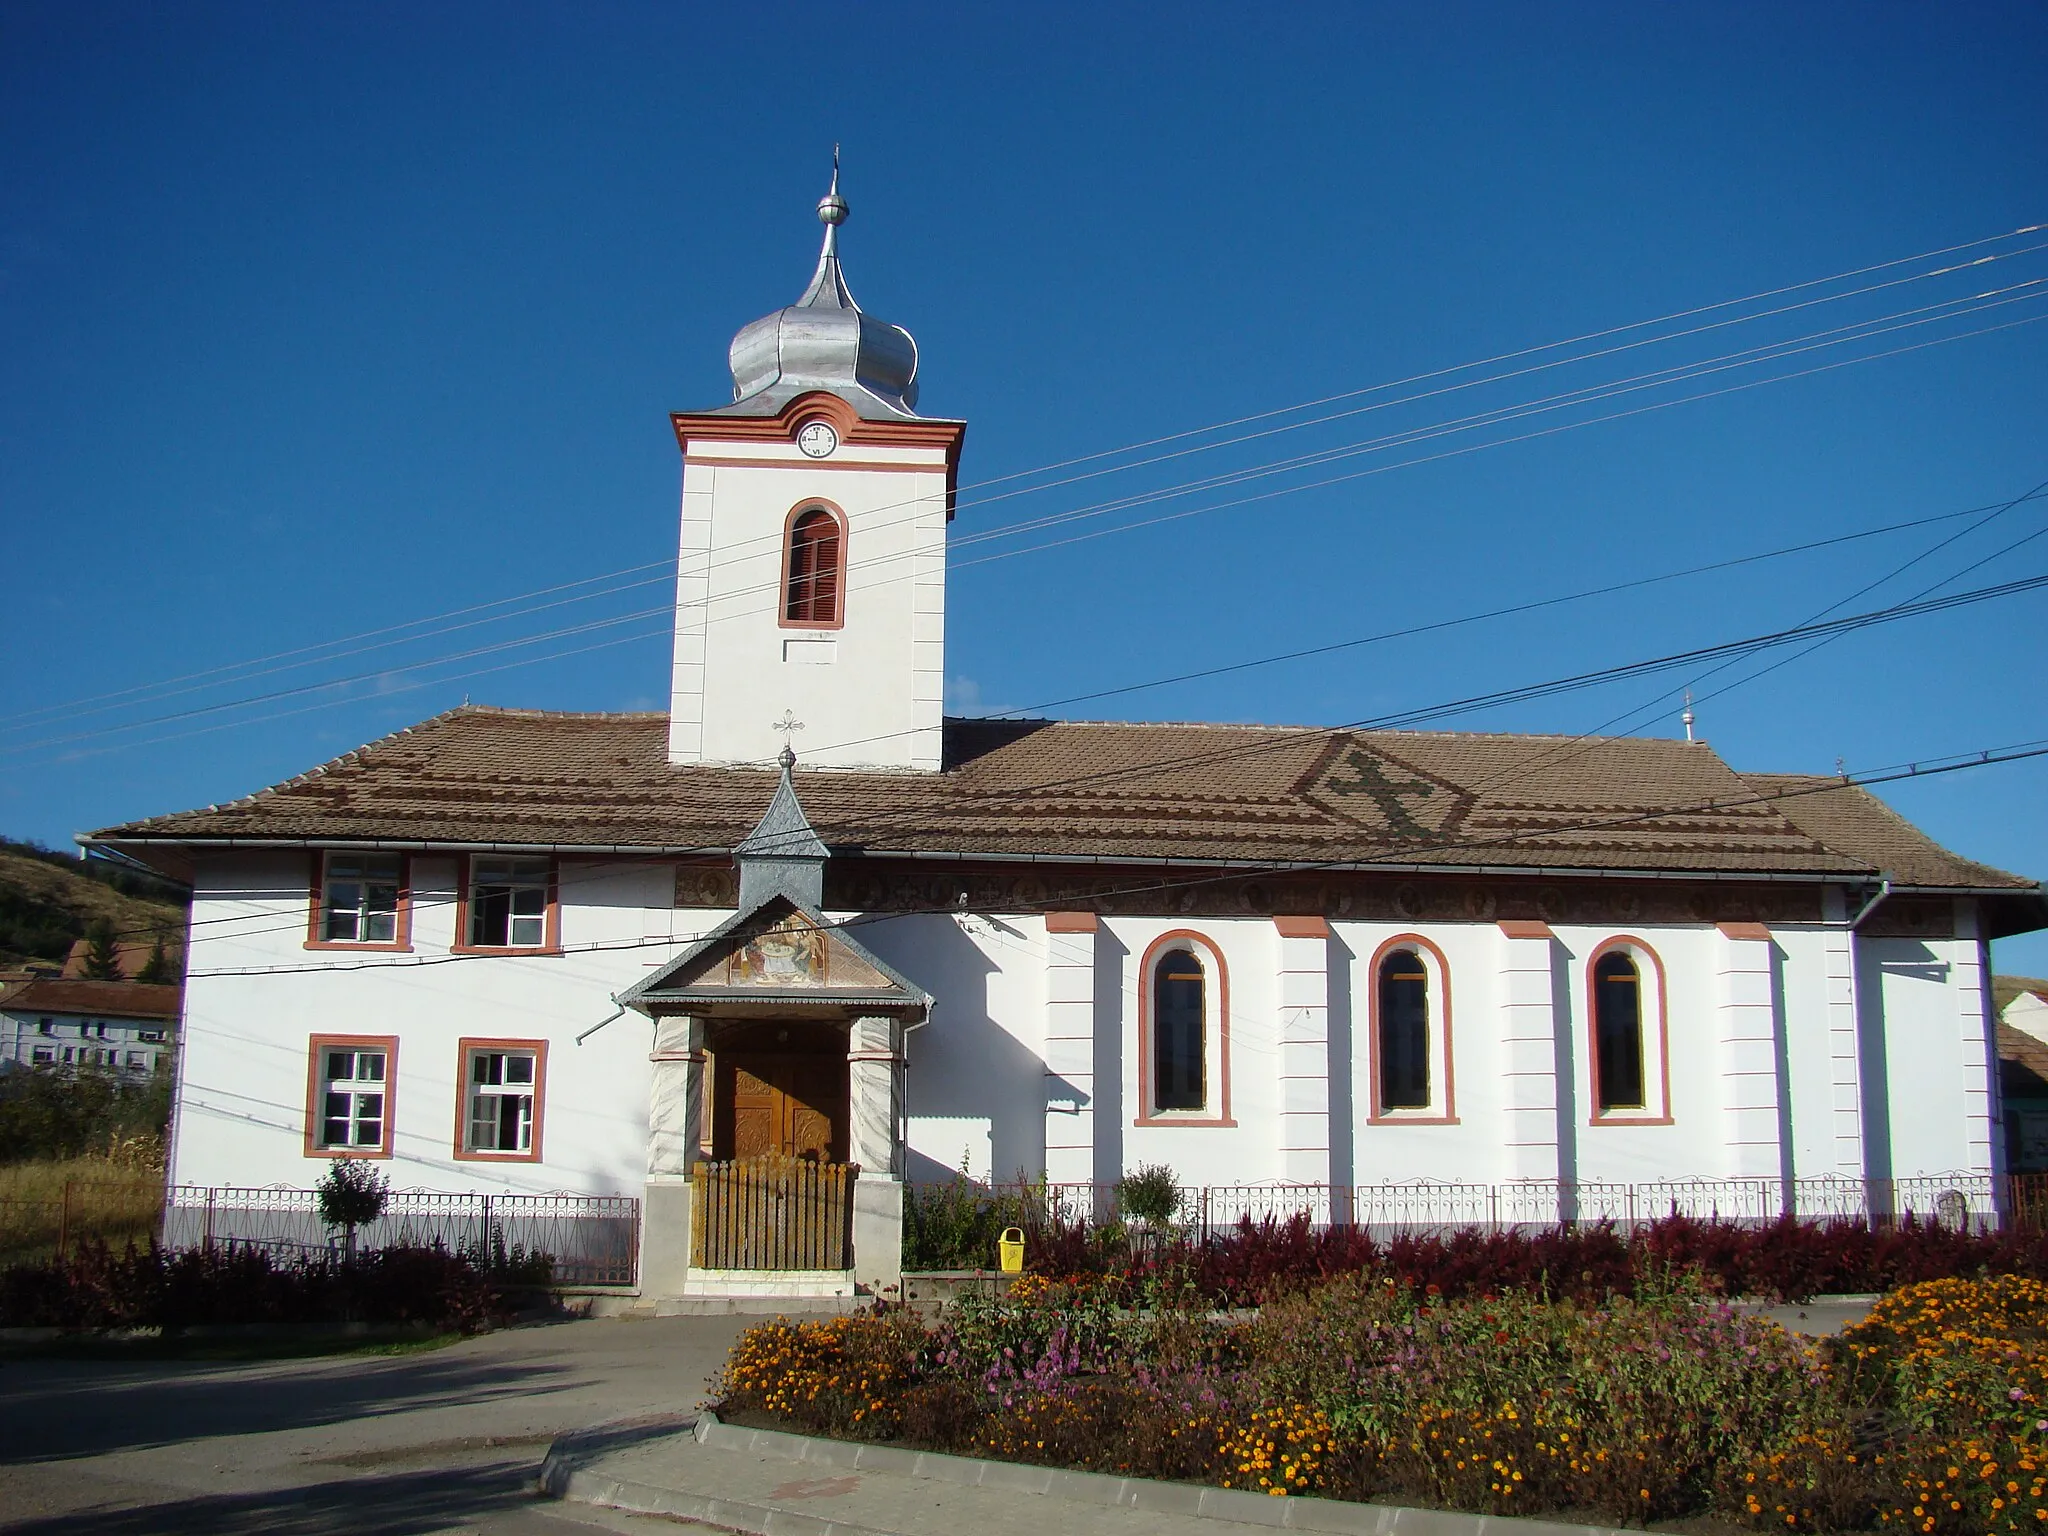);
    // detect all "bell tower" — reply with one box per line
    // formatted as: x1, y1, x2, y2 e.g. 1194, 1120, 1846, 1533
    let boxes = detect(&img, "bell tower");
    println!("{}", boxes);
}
666, 162, 964, 772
